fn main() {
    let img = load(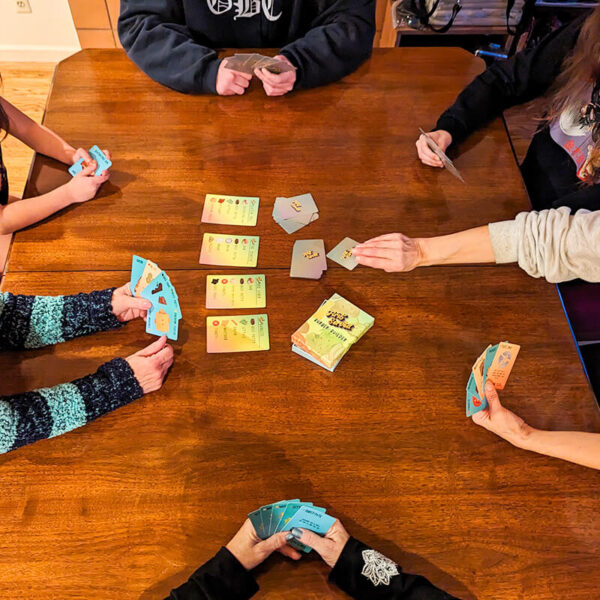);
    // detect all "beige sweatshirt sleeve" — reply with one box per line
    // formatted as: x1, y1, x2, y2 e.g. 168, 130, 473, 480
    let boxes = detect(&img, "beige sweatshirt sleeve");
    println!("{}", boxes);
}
488, 207, 600, 283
